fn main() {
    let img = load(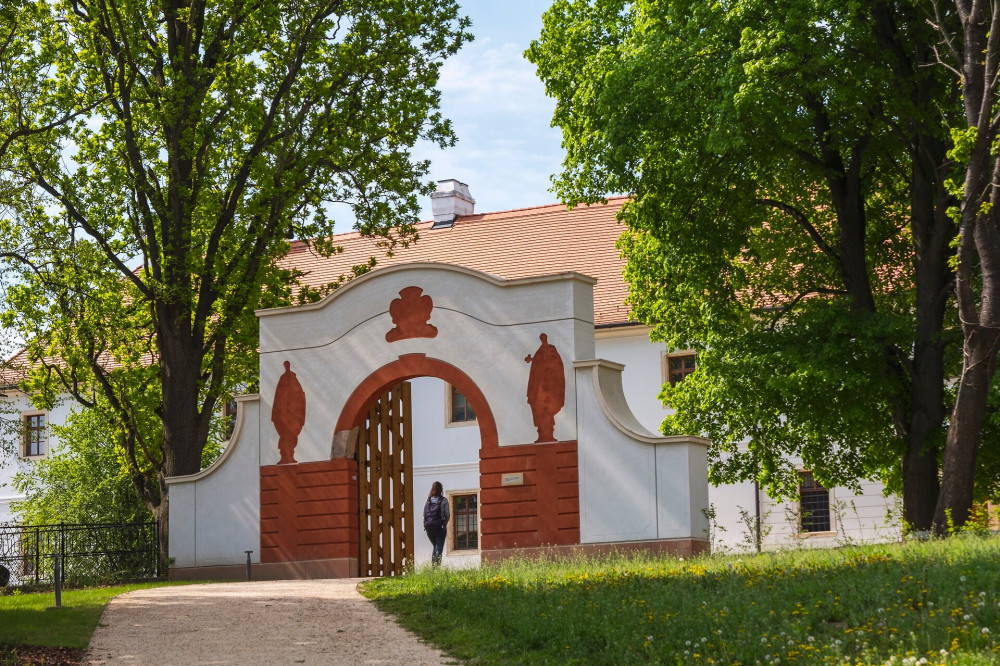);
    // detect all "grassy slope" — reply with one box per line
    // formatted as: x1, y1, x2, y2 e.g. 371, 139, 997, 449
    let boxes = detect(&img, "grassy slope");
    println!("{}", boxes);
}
362, 536, 1000, 665
0, 582, 175, 649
